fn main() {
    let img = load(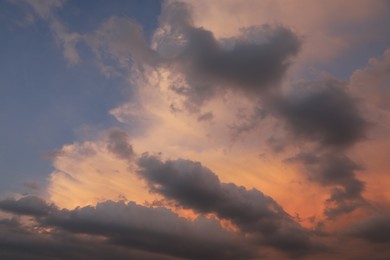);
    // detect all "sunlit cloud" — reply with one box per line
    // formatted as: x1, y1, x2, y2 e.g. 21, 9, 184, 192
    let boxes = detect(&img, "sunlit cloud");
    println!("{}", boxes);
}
1, 0, 390, 259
